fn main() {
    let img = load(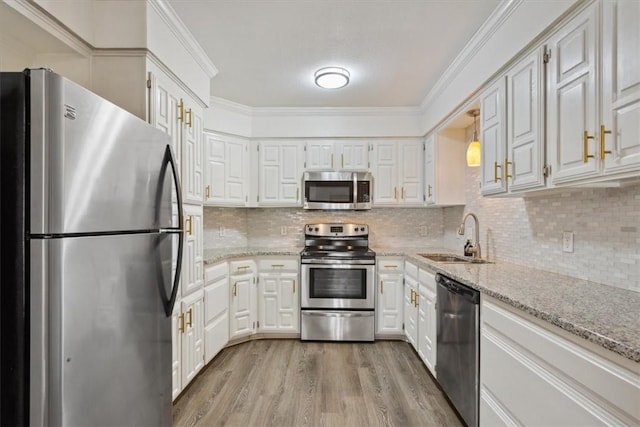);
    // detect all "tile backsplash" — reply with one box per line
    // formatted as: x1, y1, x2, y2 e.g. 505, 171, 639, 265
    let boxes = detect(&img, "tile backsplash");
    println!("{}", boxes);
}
204, 173, 640, 292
